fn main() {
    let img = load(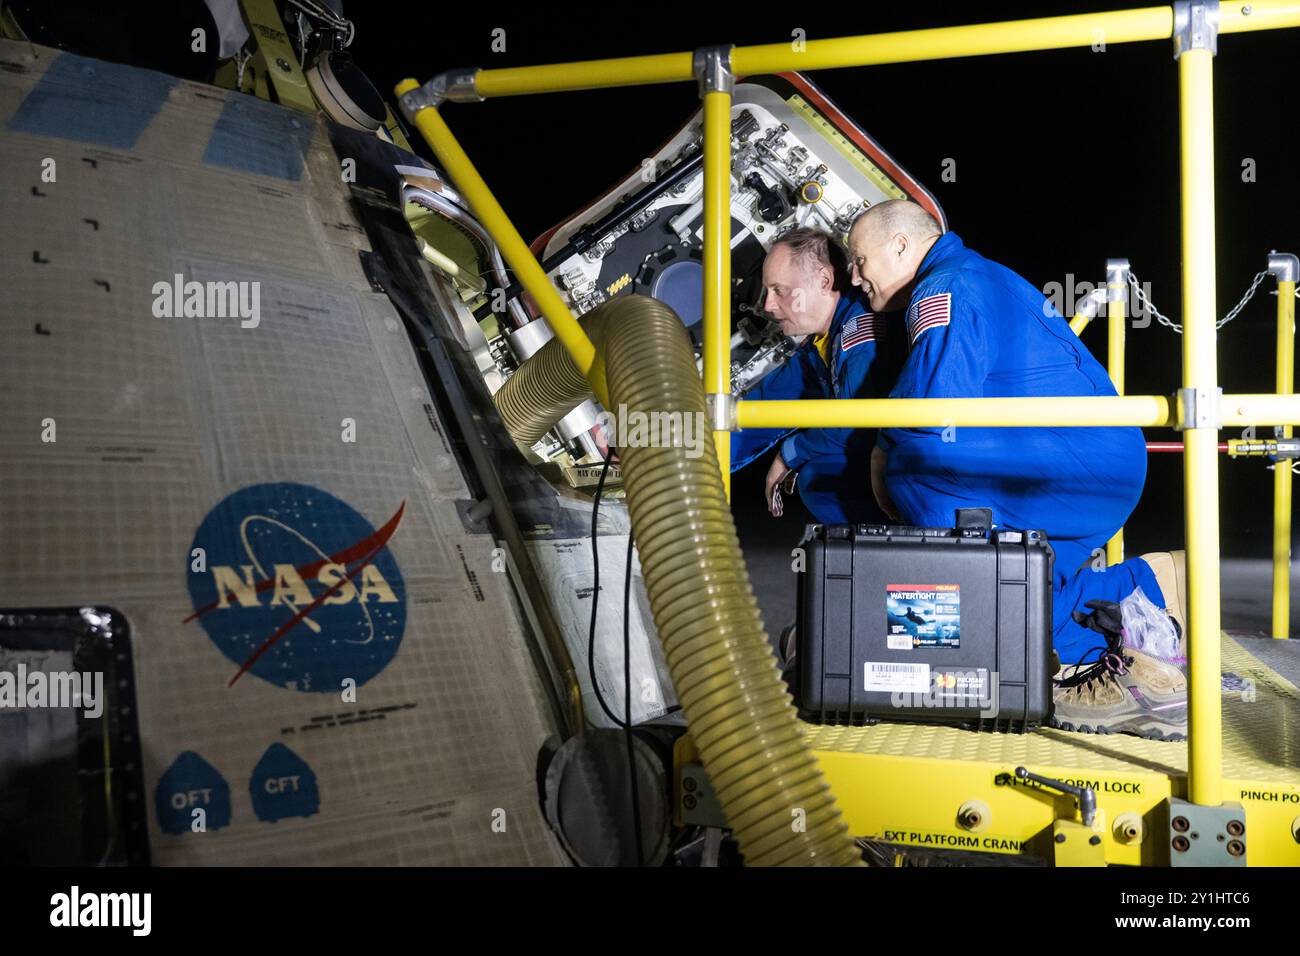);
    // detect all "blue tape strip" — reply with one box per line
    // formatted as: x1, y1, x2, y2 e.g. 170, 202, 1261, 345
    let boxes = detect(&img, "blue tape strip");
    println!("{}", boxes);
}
6, 52, 176, 148
203, 94, 314, 181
